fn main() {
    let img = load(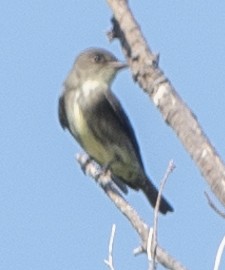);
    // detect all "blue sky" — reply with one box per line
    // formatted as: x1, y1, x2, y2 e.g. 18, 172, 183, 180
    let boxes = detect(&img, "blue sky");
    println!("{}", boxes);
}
1, 1, 225, 269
